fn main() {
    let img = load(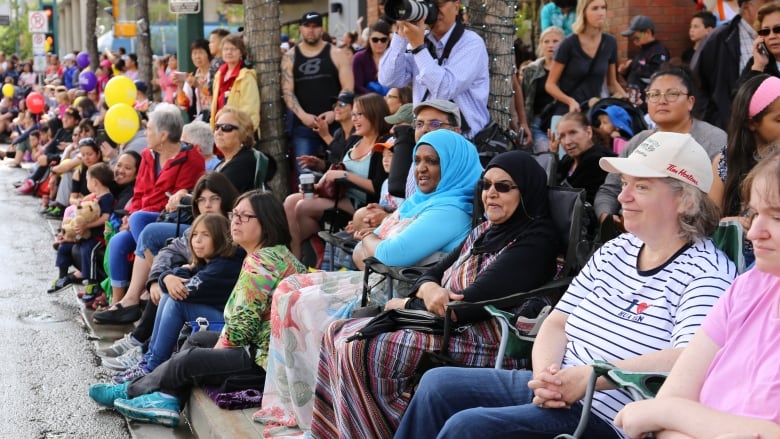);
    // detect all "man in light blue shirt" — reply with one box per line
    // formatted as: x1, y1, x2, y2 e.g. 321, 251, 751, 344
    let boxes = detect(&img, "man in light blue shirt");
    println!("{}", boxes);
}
379, 0, 489, 139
